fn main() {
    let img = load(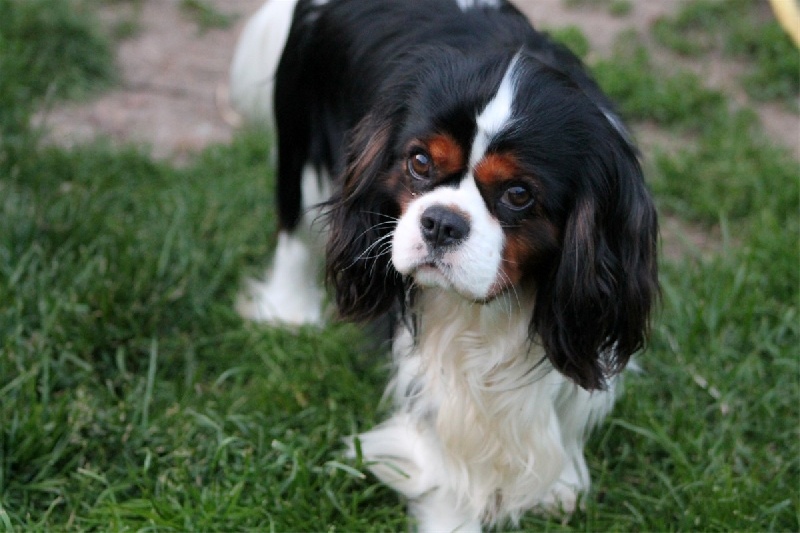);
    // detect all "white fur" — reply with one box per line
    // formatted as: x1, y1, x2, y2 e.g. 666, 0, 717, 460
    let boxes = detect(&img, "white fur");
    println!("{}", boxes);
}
236, 231, 324, 325
230, 0, 300, 126
392, 176, 505, 300
234, 5, 618, 529
391, 61, 520, 301
354, 61, 618, 530
352, 288, 617, 529
233, 1, 333, 326
237, 164, 330, 326
469, 56, 518, 168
